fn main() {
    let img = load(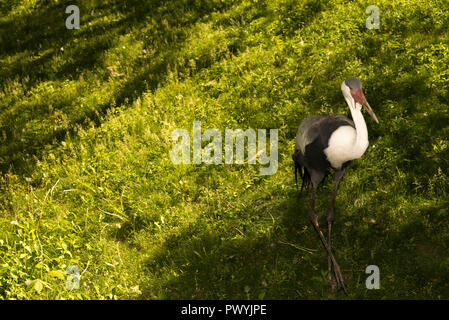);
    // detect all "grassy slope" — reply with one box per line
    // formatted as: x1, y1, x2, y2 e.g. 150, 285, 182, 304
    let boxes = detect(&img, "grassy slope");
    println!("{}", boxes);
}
0, 0, 448, 299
